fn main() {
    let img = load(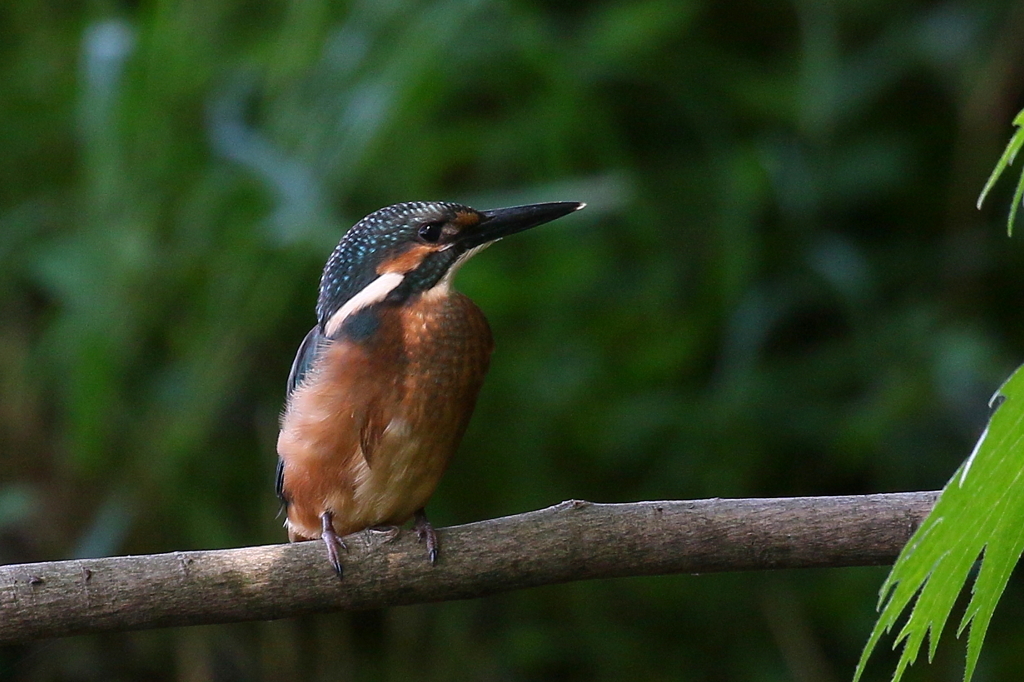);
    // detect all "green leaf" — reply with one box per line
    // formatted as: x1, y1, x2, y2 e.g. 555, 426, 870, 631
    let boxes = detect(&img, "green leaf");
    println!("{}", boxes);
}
976, 109, 1024, 236
854, 363, 1024, 682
